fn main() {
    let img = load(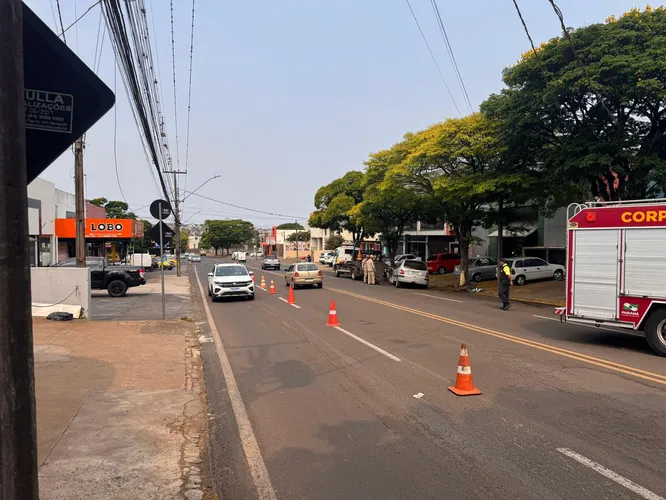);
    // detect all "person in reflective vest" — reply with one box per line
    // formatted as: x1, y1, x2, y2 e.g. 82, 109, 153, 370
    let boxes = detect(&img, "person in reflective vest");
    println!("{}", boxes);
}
498, 259, 513, 310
